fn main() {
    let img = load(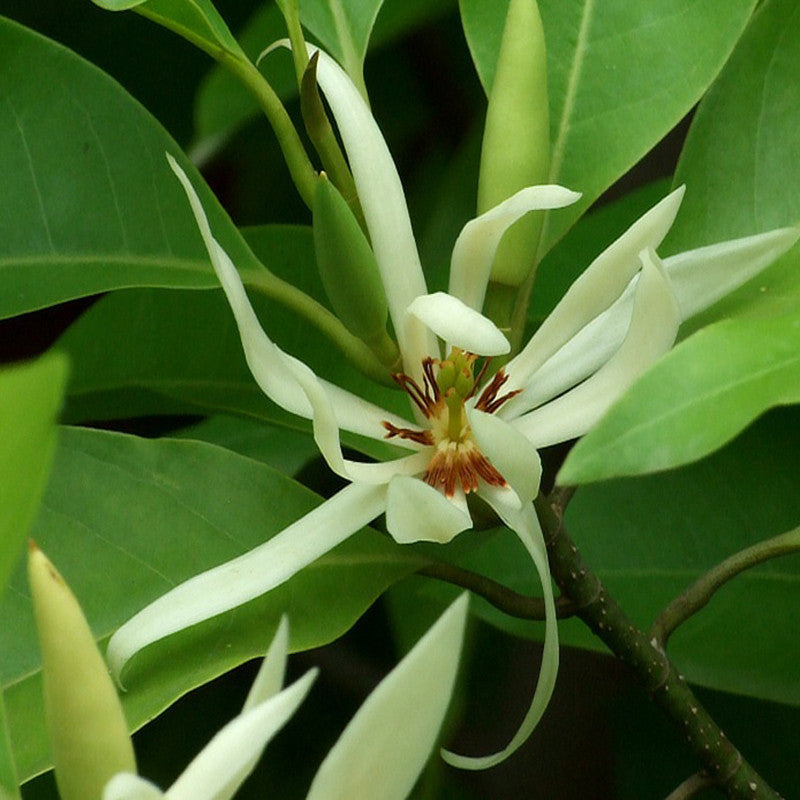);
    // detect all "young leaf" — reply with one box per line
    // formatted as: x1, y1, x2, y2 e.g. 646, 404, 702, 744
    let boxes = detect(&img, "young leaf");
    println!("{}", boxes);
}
558, 312, 800, 484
